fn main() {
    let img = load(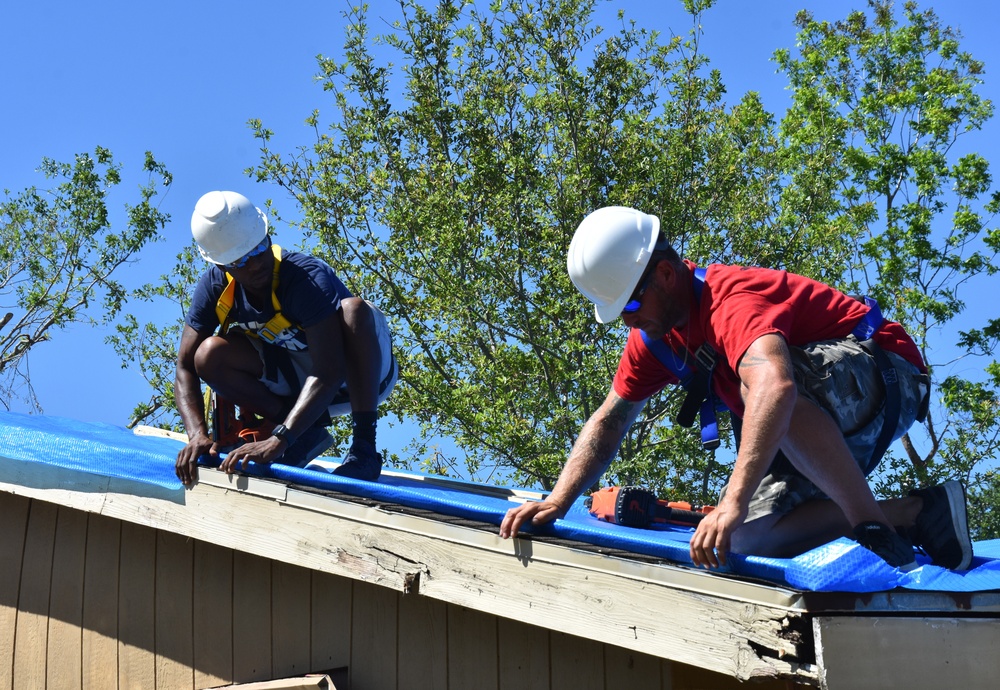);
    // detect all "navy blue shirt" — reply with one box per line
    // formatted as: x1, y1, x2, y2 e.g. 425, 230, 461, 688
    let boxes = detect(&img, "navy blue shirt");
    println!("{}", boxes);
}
185, 248, 353, 352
